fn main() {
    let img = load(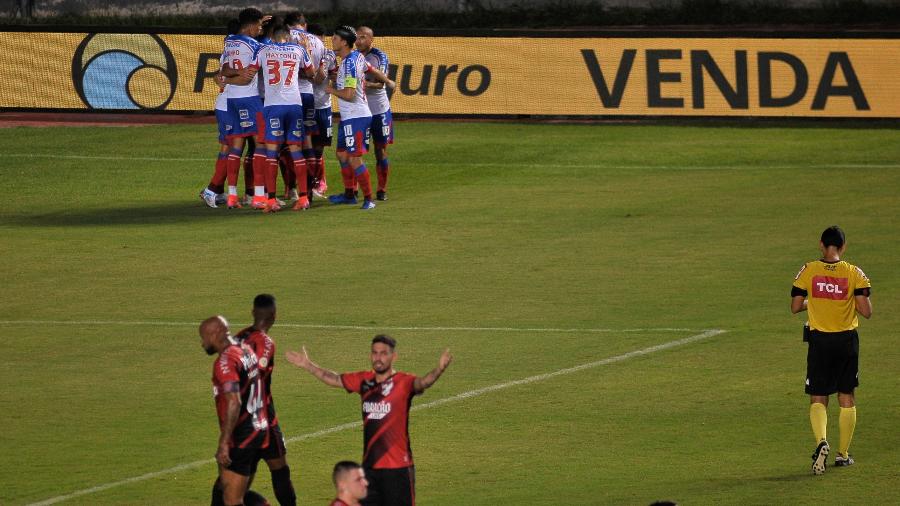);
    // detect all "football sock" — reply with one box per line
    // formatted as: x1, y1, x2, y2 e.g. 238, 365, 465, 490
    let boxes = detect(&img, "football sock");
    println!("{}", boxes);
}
810, 402, 828, 443
838, 406, 856, 456
314, 149, 327, 185
210, 478, 224, 506
279, 148, 295, 189
339, 159, 355, 196
291, 151, 308, 196
225, 147, 243, 192
376, 157, 390, 192
271, 466, 297, 506
209, 152, 228, 192
253, 148, 267, 197
243, 151, 254, 196
355, 164, 373, 200
265, 149, 279, 198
